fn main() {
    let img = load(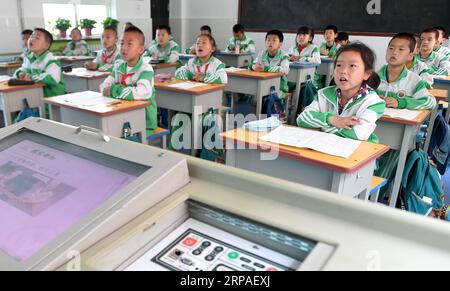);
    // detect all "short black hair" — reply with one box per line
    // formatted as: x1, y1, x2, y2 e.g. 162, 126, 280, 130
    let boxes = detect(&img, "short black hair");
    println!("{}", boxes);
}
33, 28, 53, 46
324, 25, 338, 34
421, 28, 440, 40
157, 24, 172, 35
433, 26, 447, 36
233, 24, 245, 33
297, 26, 315, 42
200, 25, 212, 33
389, 33, 416, 53
124, 26, 145, 45
337, 32, 349, 42
71, 27, 81, 33
21, 29, 33, 36
266, 29, 283, 42
104, 26, 118, 37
